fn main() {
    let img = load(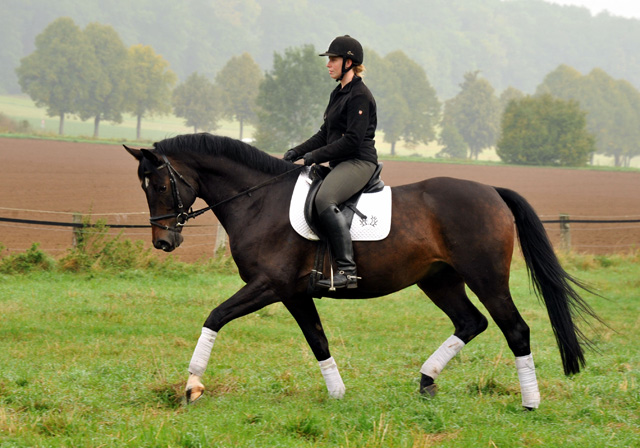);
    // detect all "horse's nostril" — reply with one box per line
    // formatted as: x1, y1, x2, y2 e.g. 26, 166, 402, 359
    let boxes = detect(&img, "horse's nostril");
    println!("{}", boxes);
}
154, 239, 173, 252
